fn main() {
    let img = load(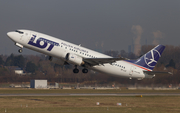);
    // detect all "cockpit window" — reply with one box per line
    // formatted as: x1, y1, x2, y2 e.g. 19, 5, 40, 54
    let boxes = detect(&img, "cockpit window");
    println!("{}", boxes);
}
15, 30, 24, 34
